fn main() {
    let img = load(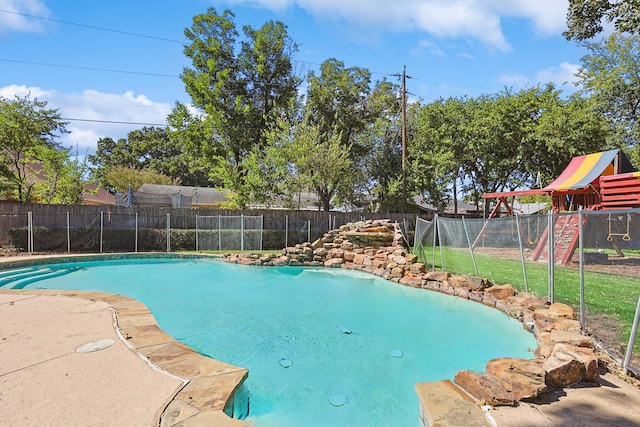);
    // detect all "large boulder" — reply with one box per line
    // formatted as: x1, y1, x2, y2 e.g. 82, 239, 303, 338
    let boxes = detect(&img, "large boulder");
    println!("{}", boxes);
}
485, 284, 516, 300
547, 302, 575, 320
425, 271, 451, 282
549, 330, 594, 348
485, 358, 547, 401
543, 343, 599, 388
454, 370, 515, 406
